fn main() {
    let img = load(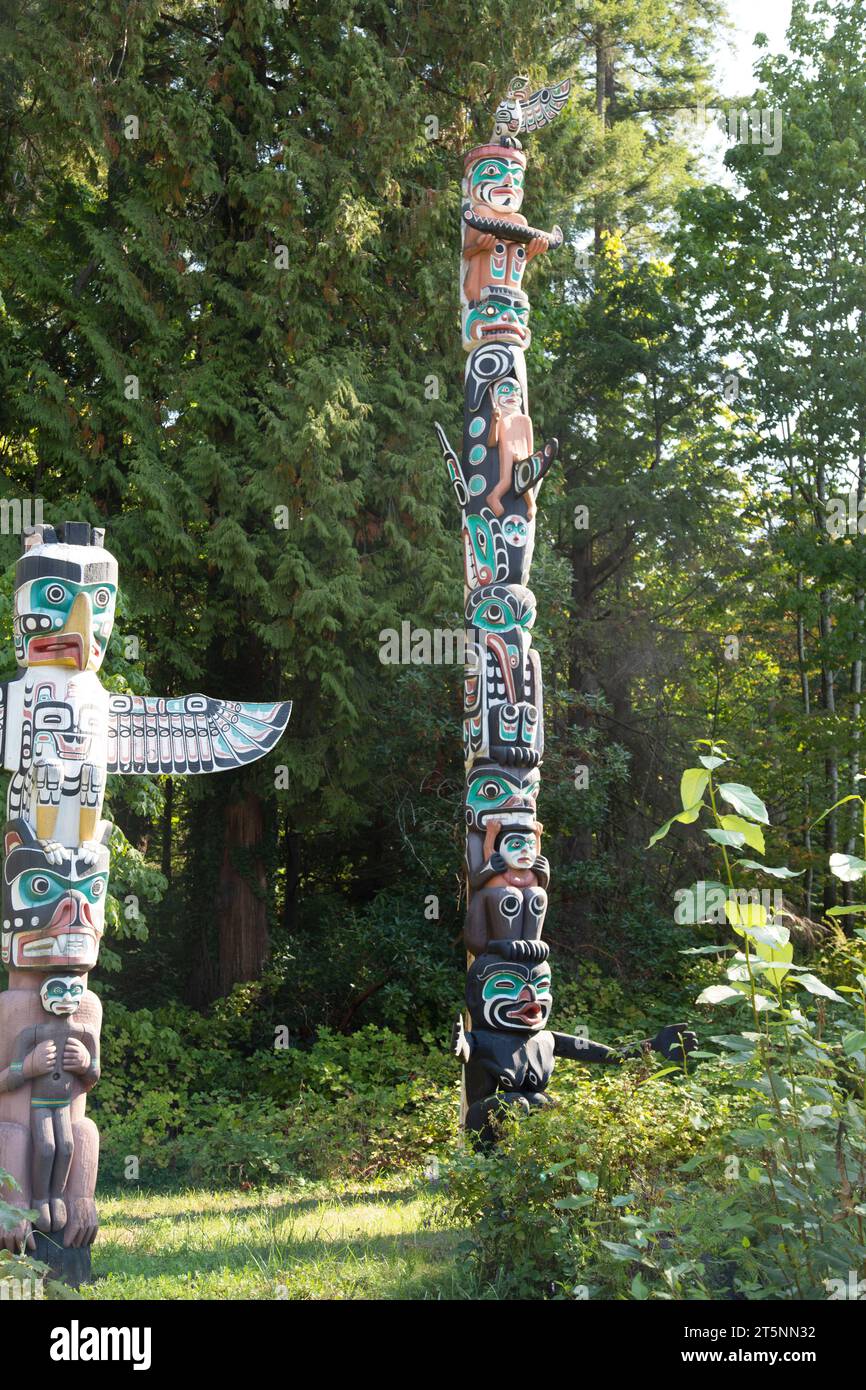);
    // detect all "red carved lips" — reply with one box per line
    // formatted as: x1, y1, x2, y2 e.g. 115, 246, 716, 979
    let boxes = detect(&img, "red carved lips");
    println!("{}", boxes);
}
28, 634, 86, 668
507, 992, 544, 1026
